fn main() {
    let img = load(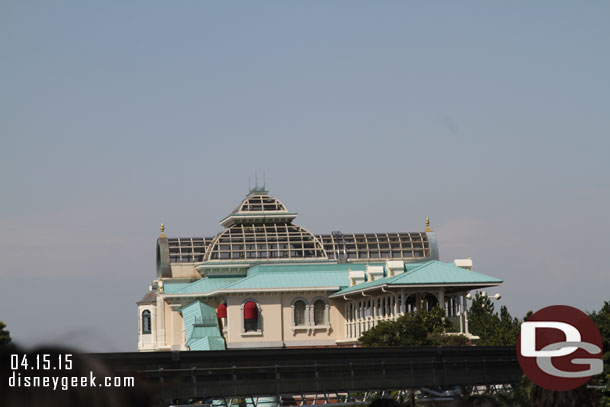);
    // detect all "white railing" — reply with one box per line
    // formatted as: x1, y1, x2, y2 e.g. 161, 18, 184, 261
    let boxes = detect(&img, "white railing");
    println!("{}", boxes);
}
346, 310, 468, 339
